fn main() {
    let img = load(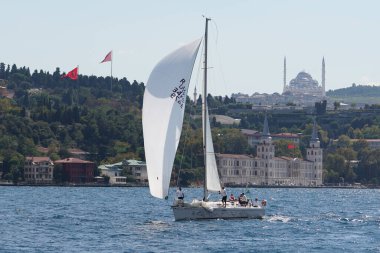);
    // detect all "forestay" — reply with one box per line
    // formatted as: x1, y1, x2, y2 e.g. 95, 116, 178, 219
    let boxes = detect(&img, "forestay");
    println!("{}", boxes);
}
142, 39, 202, 199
